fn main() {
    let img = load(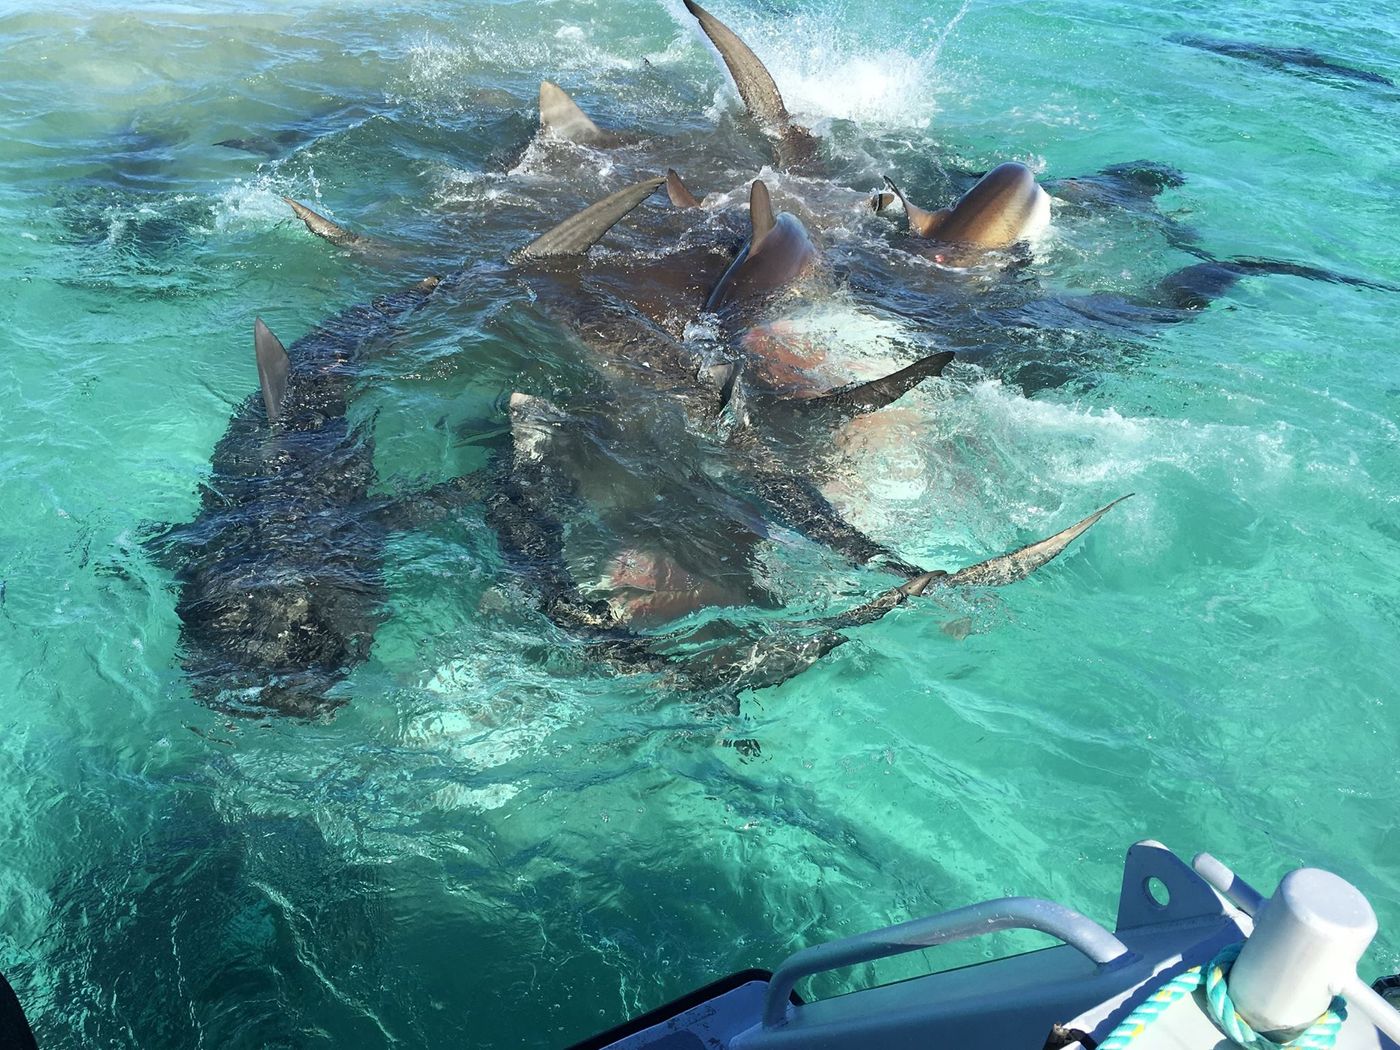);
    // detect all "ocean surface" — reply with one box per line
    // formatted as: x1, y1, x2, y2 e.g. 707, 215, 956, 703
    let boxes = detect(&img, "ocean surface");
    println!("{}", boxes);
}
1, 0, 1398, 1045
